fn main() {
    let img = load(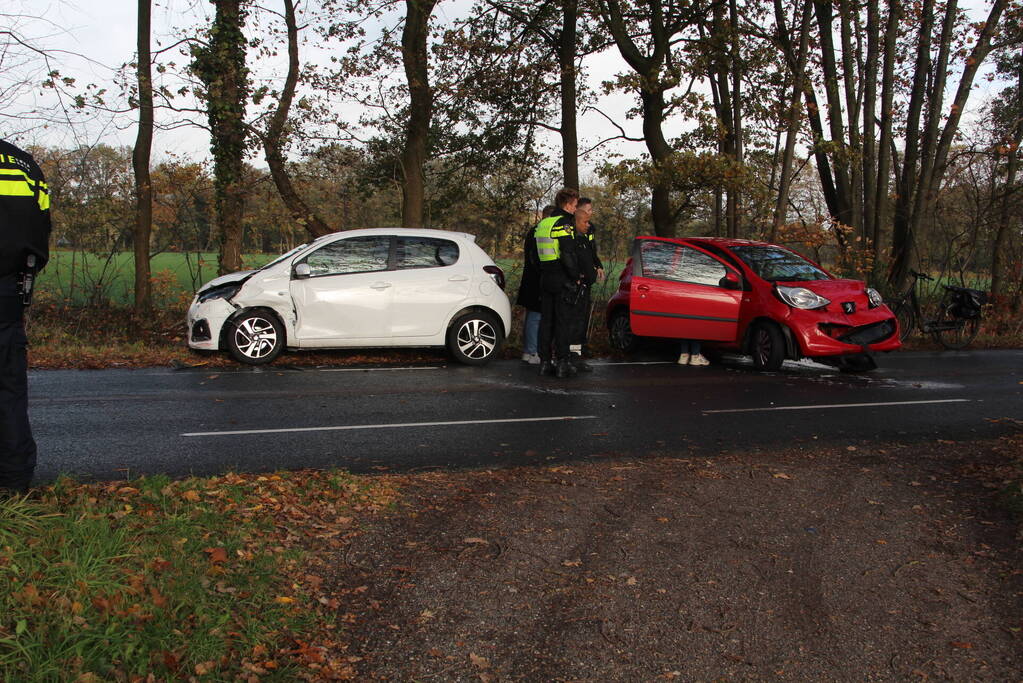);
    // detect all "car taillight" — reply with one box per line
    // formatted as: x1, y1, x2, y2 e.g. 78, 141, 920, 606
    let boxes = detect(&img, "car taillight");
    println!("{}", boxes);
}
483, 265, 505, 290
